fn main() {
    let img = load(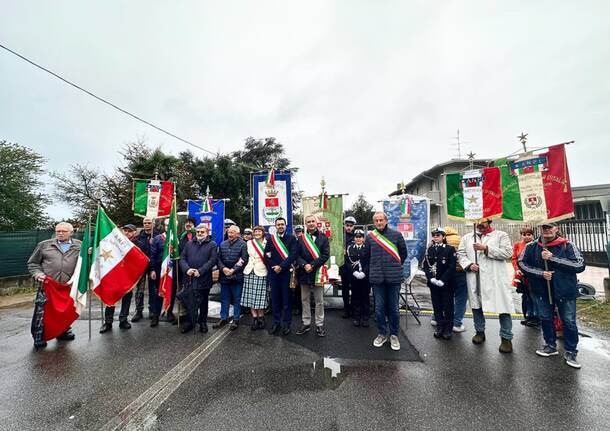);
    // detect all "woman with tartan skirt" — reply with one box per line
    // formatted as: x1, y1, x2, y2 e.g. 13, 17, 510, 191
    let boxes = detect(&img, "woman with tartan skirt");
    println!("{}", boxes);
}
241, 226, 269, 330
423, 227, 456, 340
